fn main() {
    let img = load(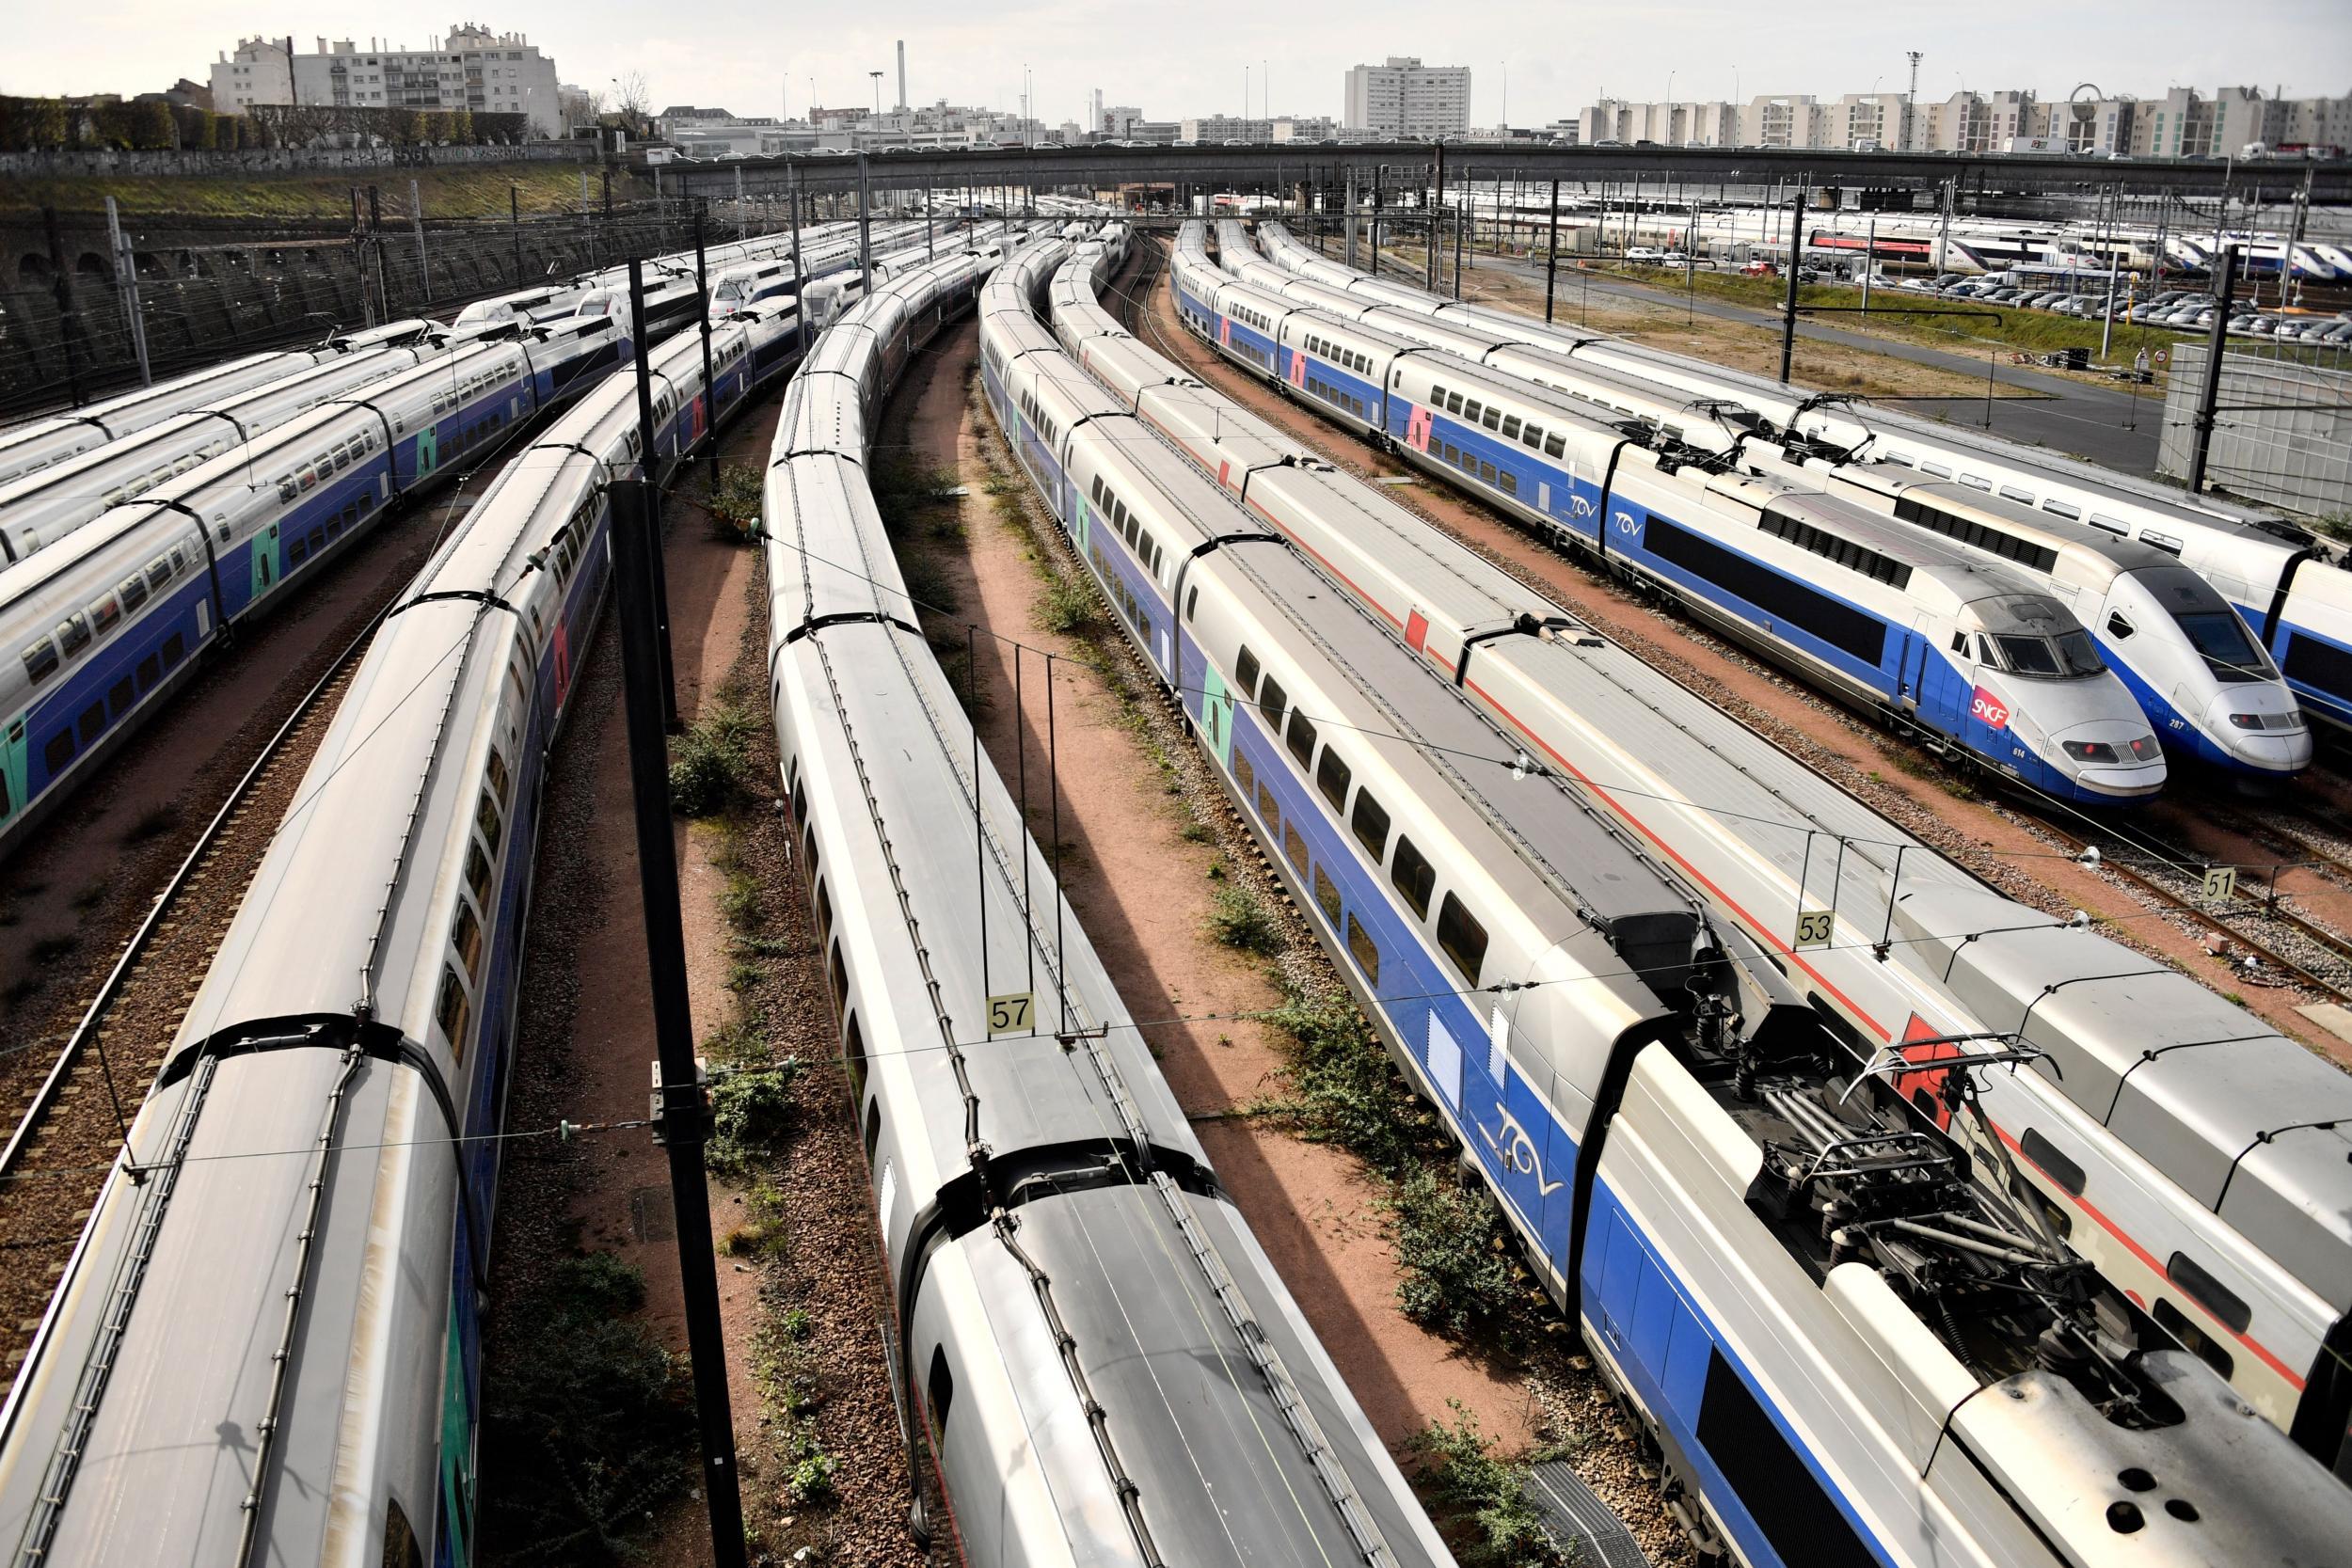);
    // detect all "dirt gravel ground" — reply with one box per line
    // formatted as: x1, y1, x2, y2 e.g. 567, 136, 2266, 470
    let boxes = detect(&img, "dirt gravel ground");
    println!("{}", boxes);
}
1126, 236, 2346, 1066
